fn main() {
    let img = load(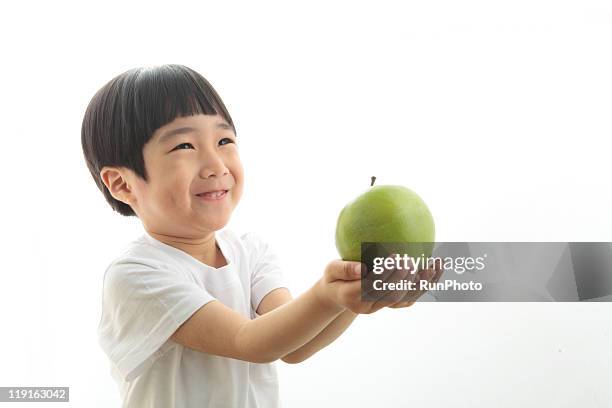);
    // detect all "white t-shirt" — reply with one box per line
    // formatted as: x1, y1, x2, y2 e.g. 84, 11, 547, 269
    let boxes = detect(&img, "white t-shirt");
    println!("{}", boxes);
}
97, 228, 289, 408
